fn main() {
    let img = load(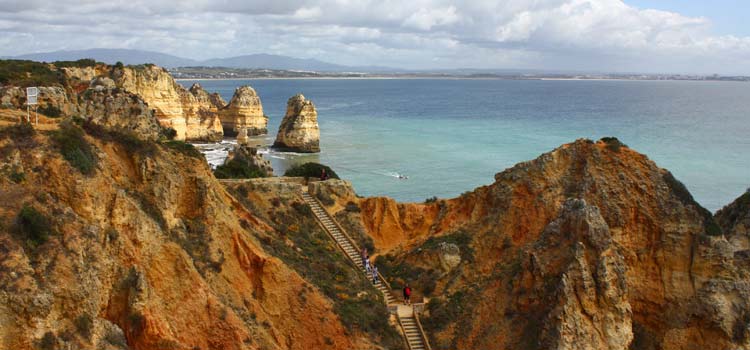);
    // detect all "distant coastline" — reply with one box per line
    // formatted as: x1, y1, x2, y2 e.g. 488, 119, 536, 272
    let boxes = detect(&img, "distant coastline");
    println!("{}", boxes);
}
171, 68, 750, 83
175, 76, 750, 82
